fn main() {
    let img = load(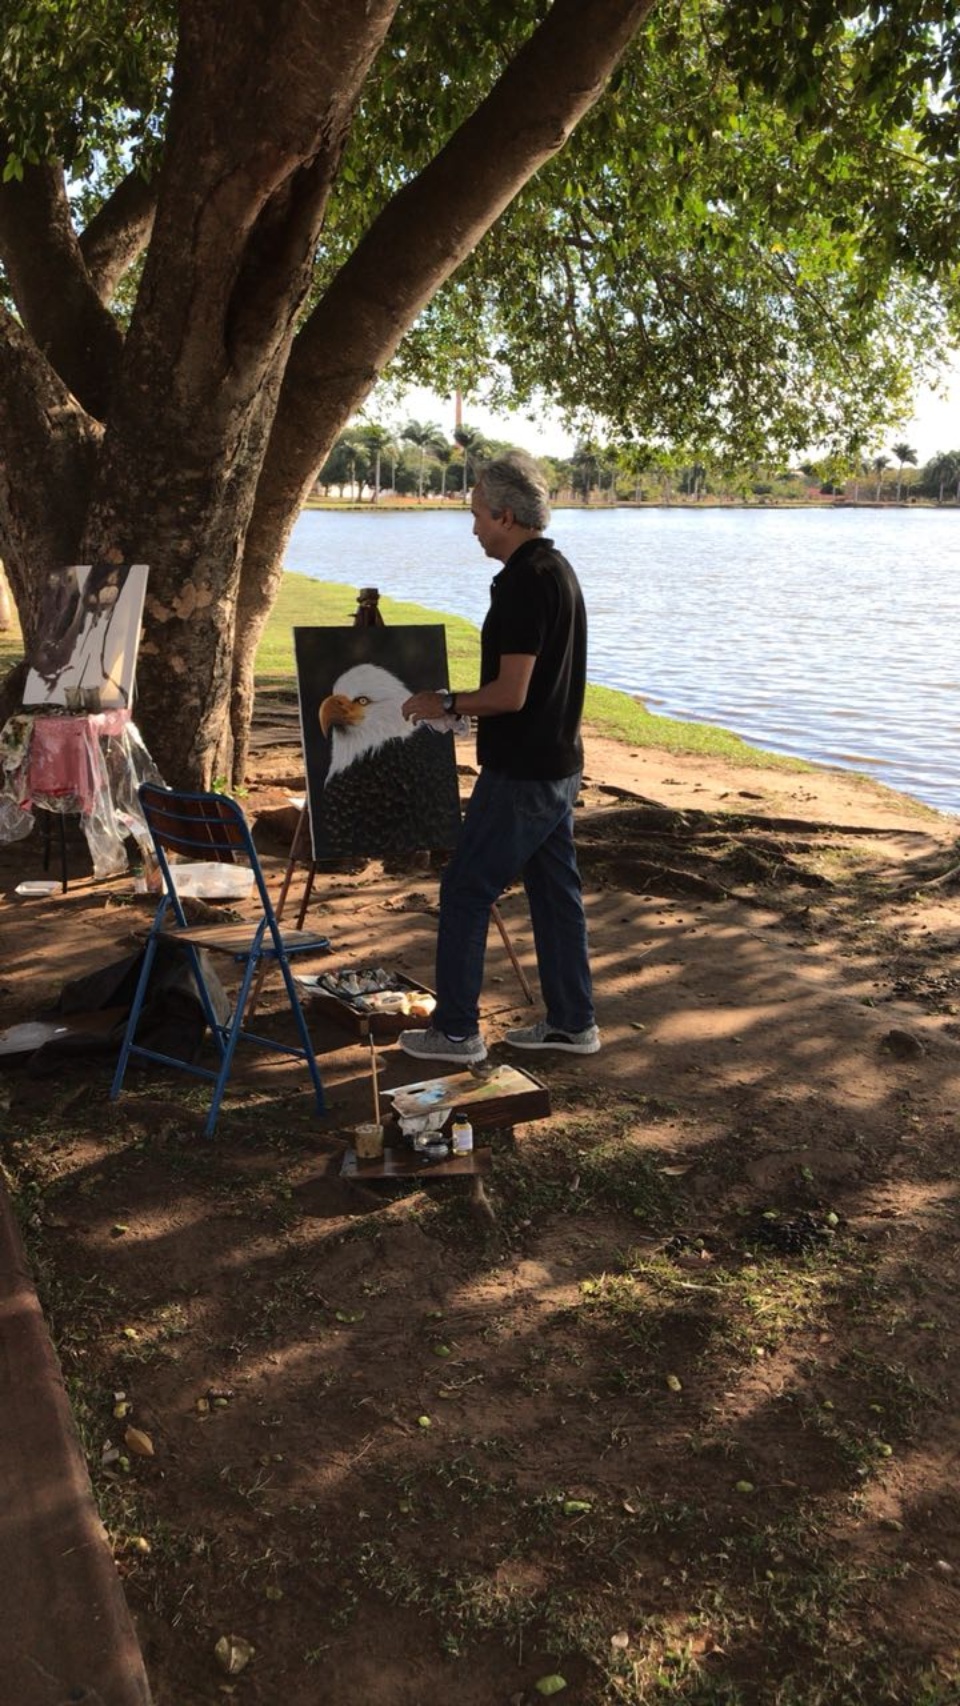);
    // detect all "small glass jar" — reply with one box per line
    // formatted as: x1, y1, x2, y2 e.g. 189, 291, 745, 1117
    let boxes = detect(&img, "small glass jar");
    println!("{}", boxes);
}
450, 1114, 474, 1156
